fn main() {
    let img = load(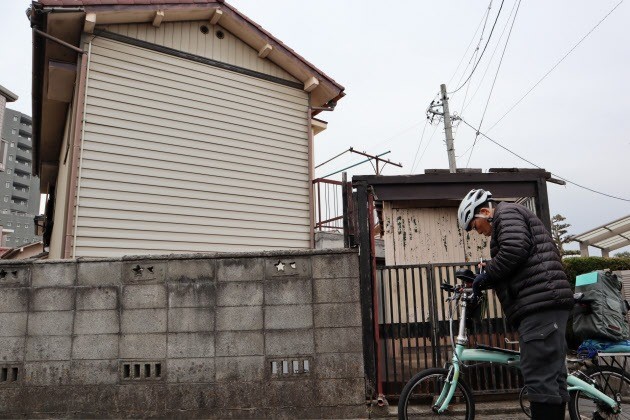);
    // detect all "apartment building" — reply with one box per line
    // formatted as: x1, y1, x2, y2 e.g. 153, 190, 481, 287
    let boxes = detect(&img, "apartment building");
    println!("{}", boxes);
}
0, 108, 41, 247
